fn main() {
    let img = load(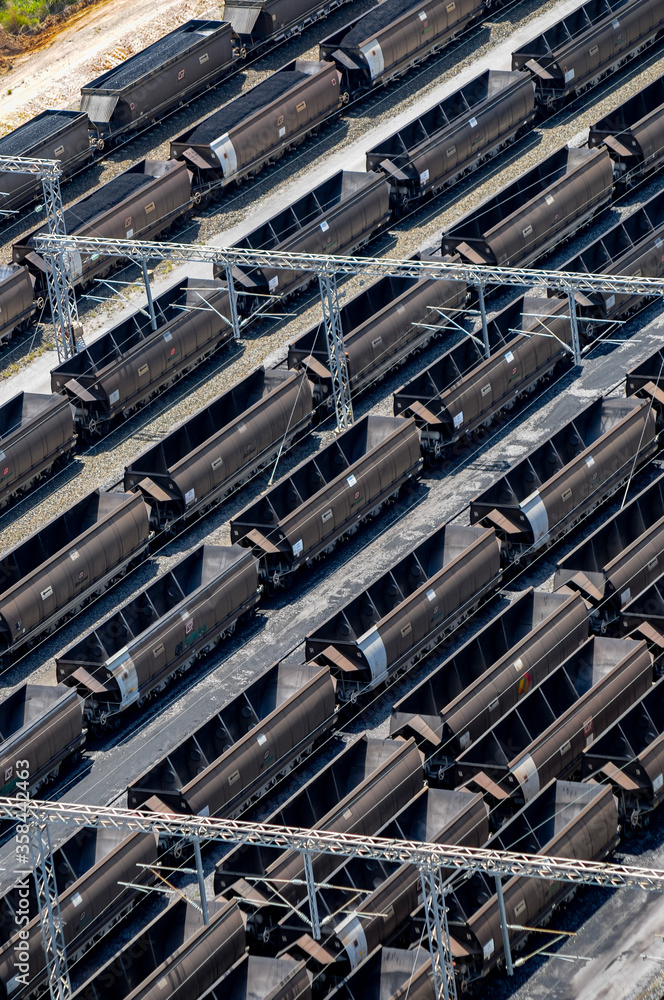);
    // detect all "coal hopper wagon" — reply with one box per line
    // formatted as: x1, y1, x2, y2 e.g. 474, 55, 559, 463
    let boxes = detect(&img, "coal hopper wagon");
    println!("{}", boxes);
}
391, 588, 590, 773
454, 636, 652, 804
441, 144, 613, 267
0, 489, 150, 668
56, 544, 261, 727
50, 277, 233, 437
230, 414, 422, 588
124, 369, 314, 531
288, 259, 466, 408
511, 0, 664, 109
0, 391, 76, 509
394, 294, 572, 459
365, 69, 536, 210
127, 661, 336, 818
469, 394, 660, 562
305, 522, 501, 700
